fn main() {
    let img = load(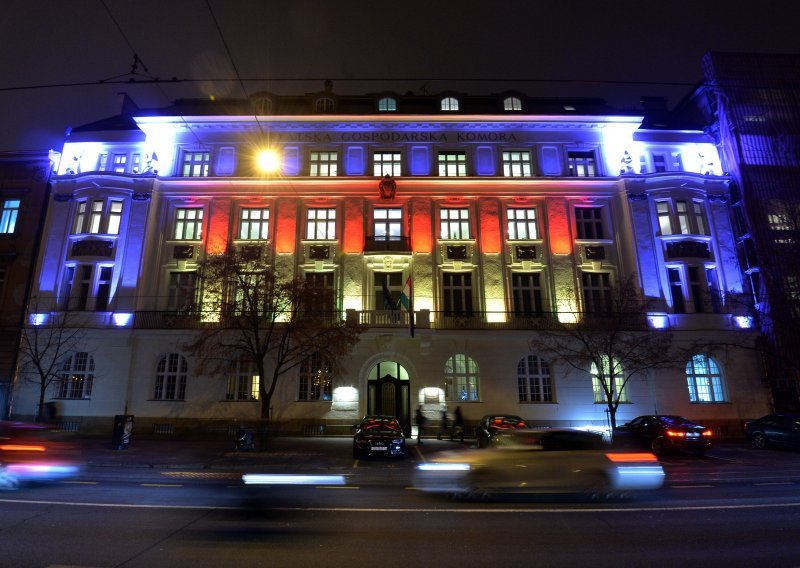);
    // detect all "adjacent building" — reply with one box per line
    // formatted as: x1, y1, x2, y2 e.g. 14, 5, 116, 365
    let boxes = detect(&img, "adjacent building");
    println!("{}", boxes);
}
9, 88, 771, 436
